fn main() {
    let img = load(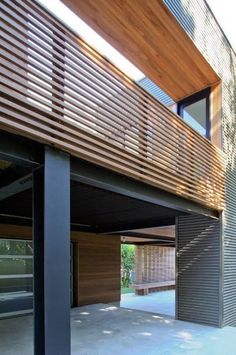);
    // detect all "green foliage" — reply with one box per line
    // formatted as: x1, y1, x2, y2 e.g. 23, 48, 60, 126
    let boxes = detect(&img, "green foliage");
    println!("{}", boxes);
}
0, 240, 32, 255
121, 245, 135, 288
121, 287, 135, 294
